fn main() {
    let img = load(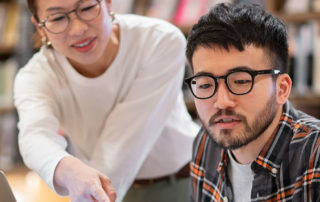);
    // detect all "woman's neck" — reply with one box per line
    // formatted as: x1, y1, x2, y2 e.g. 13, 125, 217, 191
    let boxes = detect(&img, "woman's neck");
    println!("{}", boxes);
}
69, 24, 120, 78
